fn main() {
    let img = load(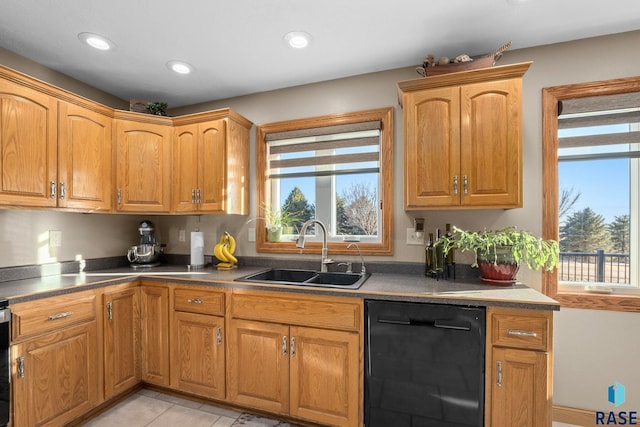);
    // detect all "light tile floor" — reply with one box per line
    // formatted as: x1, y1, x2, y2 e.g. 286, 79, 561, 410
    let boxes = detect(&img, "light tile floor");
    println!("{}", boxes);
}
83, 389, 243, 427
84, 389, 578, 427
